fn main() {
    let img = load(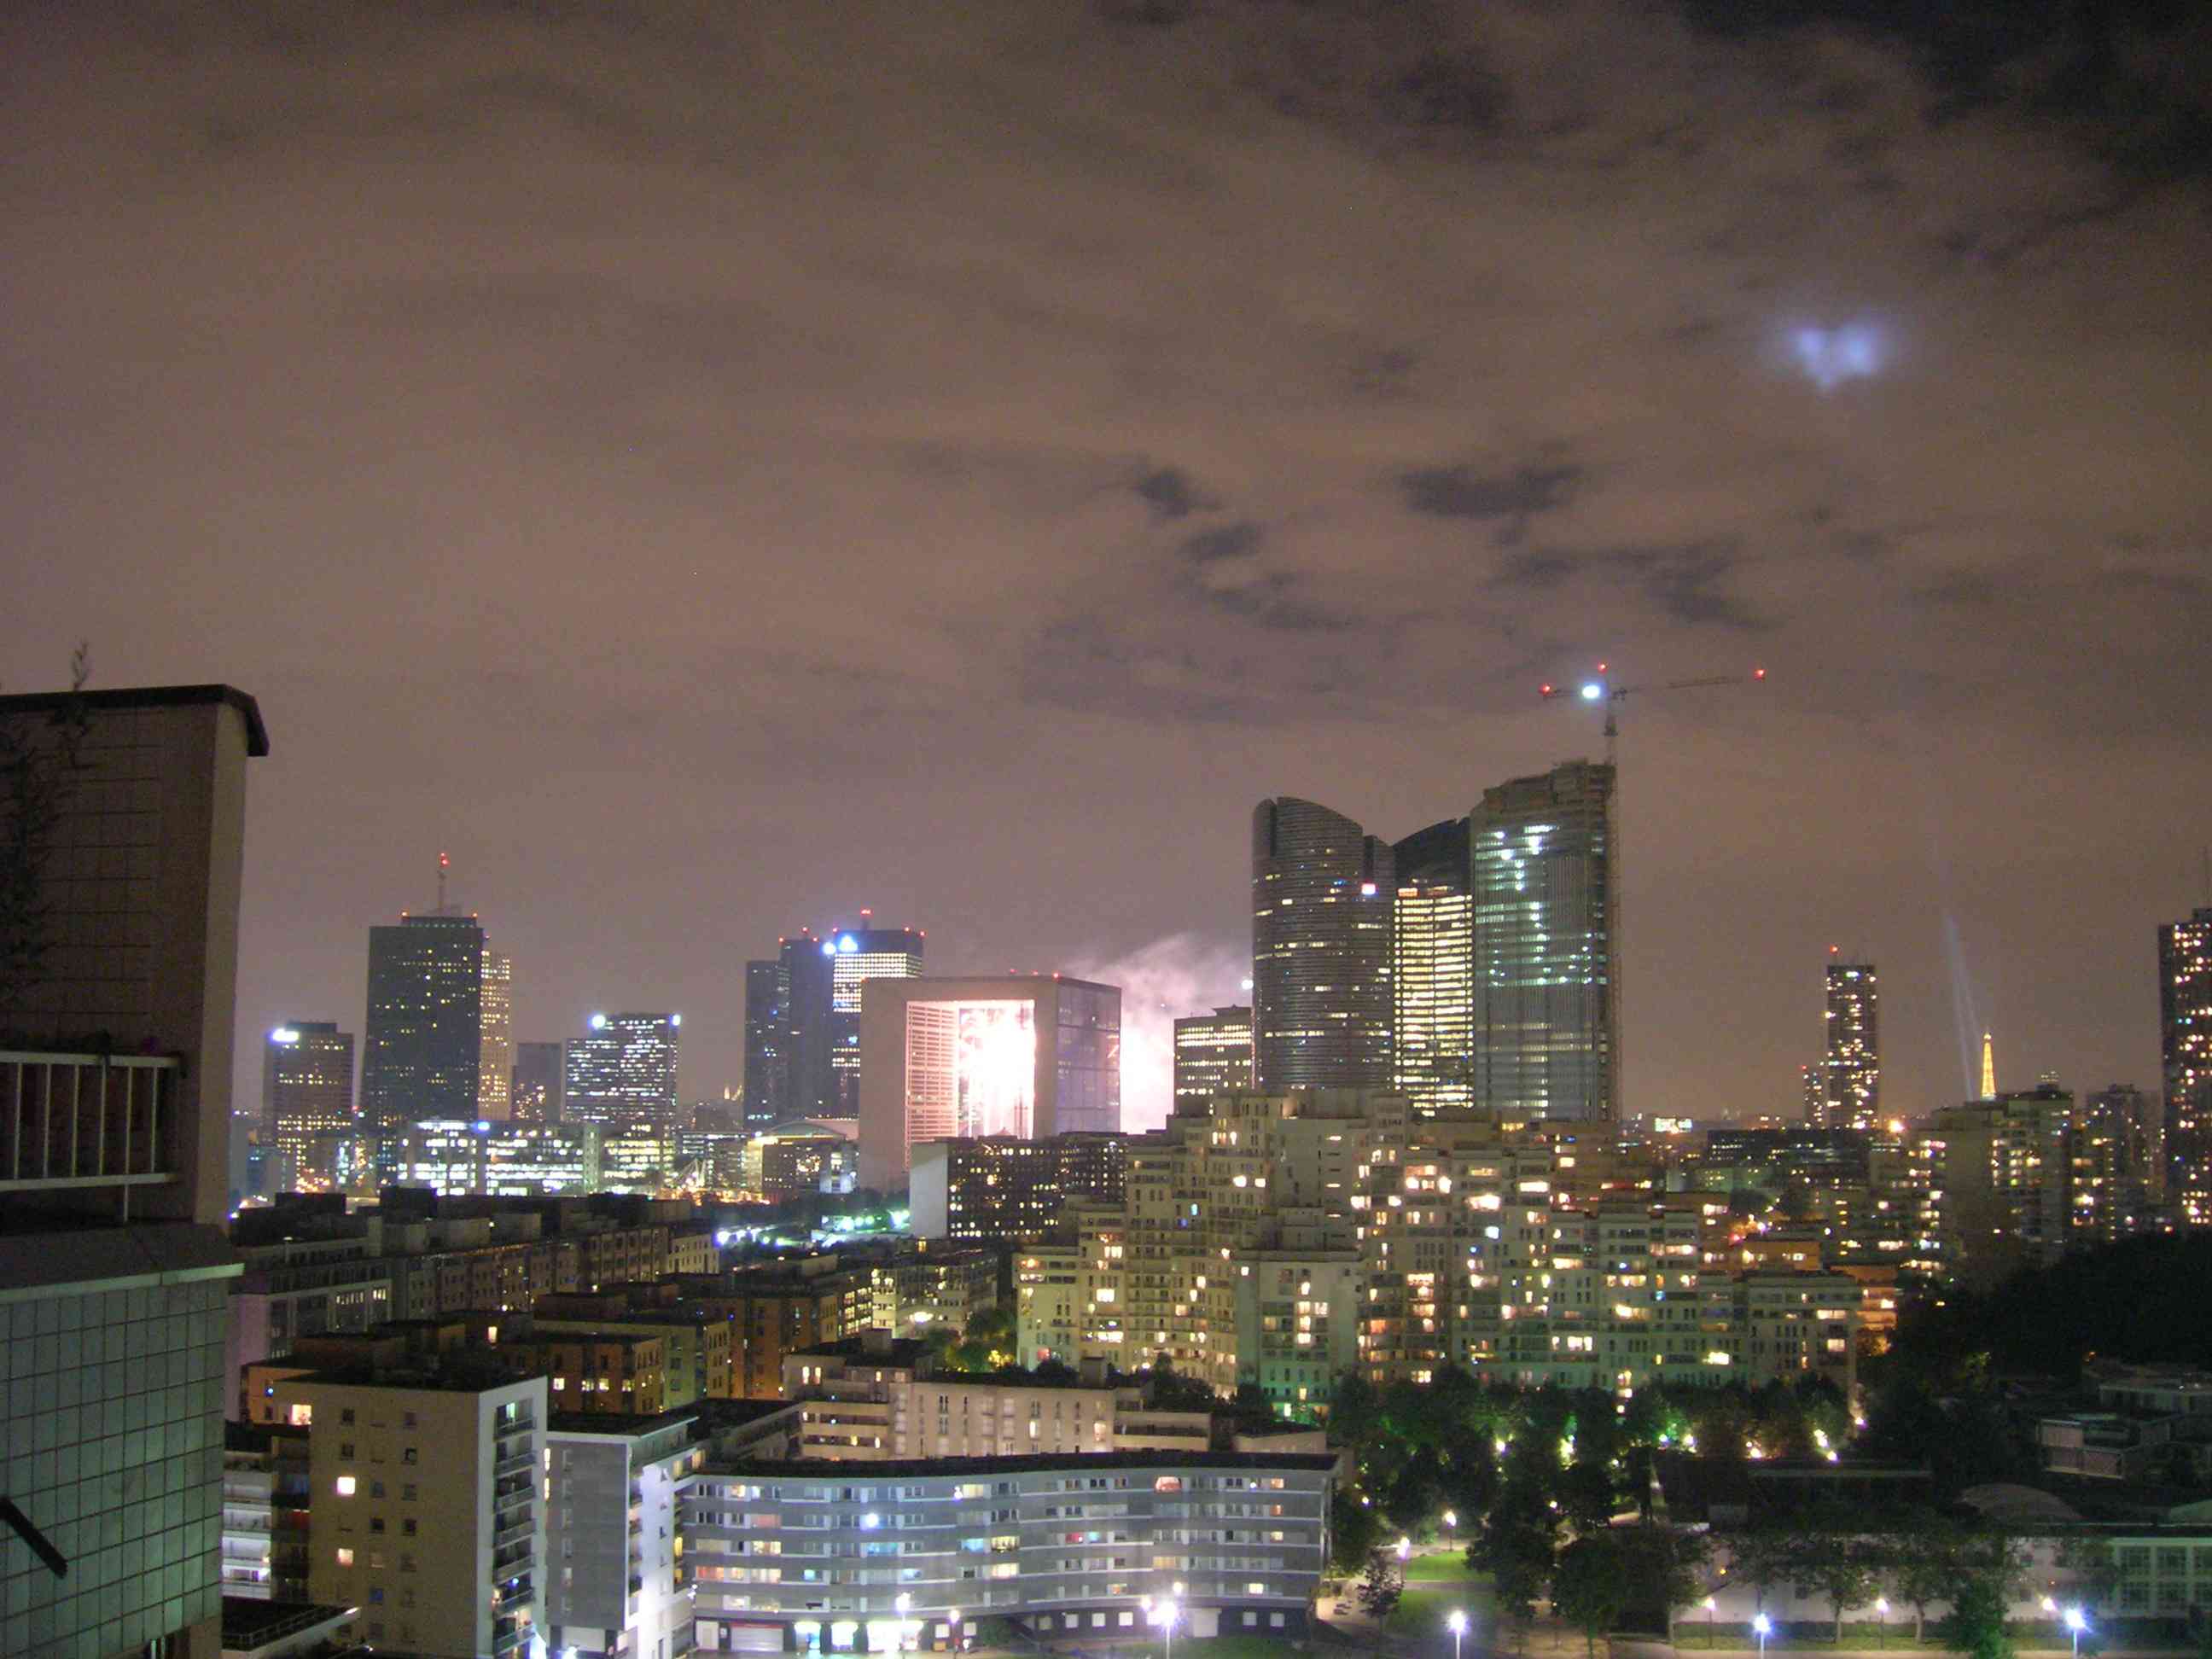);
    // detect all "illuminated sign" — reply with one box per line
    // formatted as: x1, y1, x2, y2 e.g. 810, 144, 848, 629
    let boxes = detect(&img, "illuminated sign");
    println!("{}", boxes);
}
269, 1027, 300, 1045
